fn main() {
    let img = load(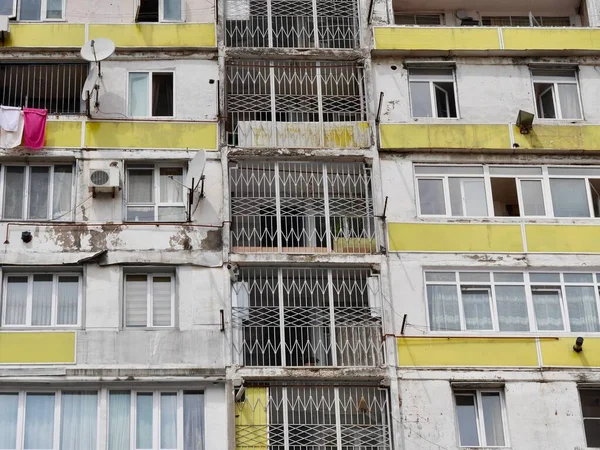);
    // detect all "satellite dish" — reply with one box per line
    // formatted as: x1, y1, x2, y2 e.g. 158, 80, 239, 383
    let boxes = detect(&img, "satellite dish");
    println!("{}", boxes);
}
82, 66, 99, 101
185, 151, 206, 191
455, 9, 470, 20
80, 38, 115, 63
